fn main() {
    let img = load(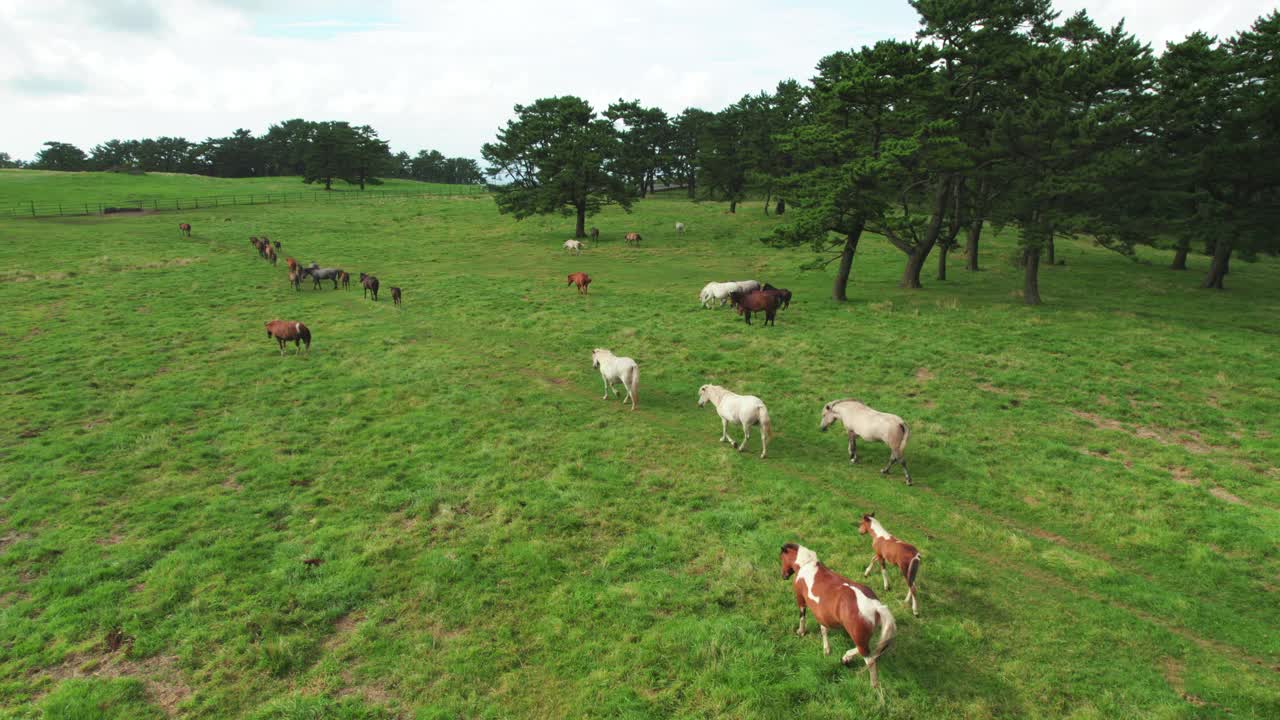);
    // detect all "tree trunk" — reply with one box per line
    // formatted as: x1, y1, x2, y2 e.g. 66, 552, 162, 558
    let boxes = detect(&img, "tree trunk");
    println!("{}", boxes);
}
937, 245, 949, 281
574, 204, 587, 238
964, 218, 982, 271
832, 225, 864, 302
1046, 234, 1055, 265
729, 200, 737, 214
776, 199, 785, 215
1023, 246, 1042, 305
899, 178, 952, 289
1171, 239, 1189, 270
763, 188, 772, 215
1201, 239, 1231, 289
